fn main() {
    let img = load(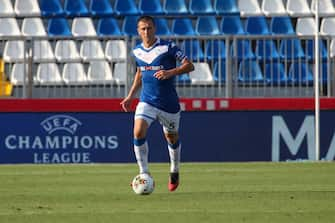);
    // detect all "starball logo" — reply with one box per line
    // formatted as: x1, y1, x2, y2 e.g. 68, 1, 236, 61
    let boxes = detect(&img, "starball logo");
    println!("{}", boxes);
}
40, 115, 82, 135
4, 115, 119, 163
